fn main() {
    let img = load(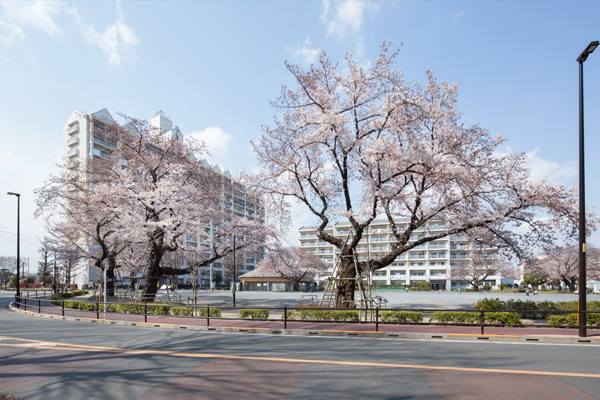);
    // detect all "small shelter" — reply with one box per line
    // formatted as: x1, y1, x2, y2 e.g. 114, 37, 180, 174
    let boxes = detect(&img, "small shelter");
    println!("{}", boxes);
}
239, 268, 314, 292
